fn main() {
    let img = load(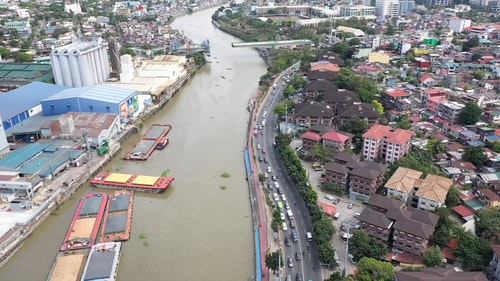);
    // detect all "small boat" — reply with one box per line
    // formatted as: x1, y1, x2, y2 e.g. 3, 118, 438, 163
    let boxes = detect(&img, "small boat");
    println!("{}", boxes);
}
155, 137, 169, 150
221, 76, 226, 79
